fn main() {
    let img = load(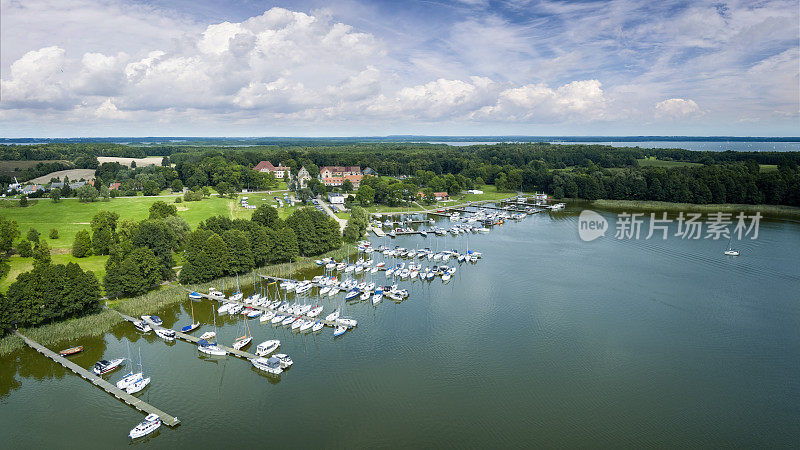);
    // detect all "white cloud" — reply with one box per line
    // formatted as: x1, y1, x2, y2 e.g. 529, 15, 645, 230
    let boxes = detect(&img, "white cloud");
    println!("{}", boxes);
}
1, 46, 72, 108
654, 98, 702, 119
474, 80, 607, 122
